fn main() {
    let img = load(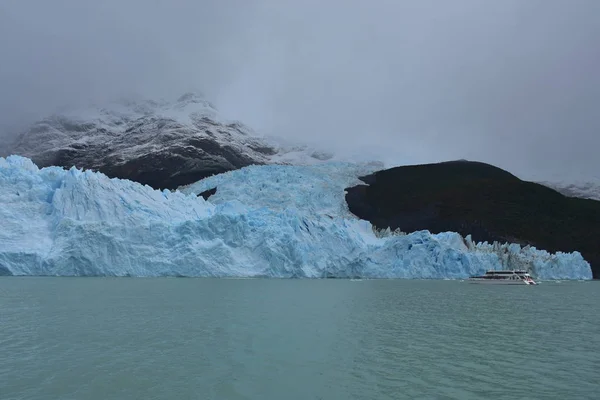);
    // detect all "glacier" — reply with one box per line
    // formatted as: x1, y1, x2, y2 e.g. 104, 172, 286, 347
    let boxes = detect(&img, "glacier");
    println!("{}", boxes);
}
0, 155, 593, 279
